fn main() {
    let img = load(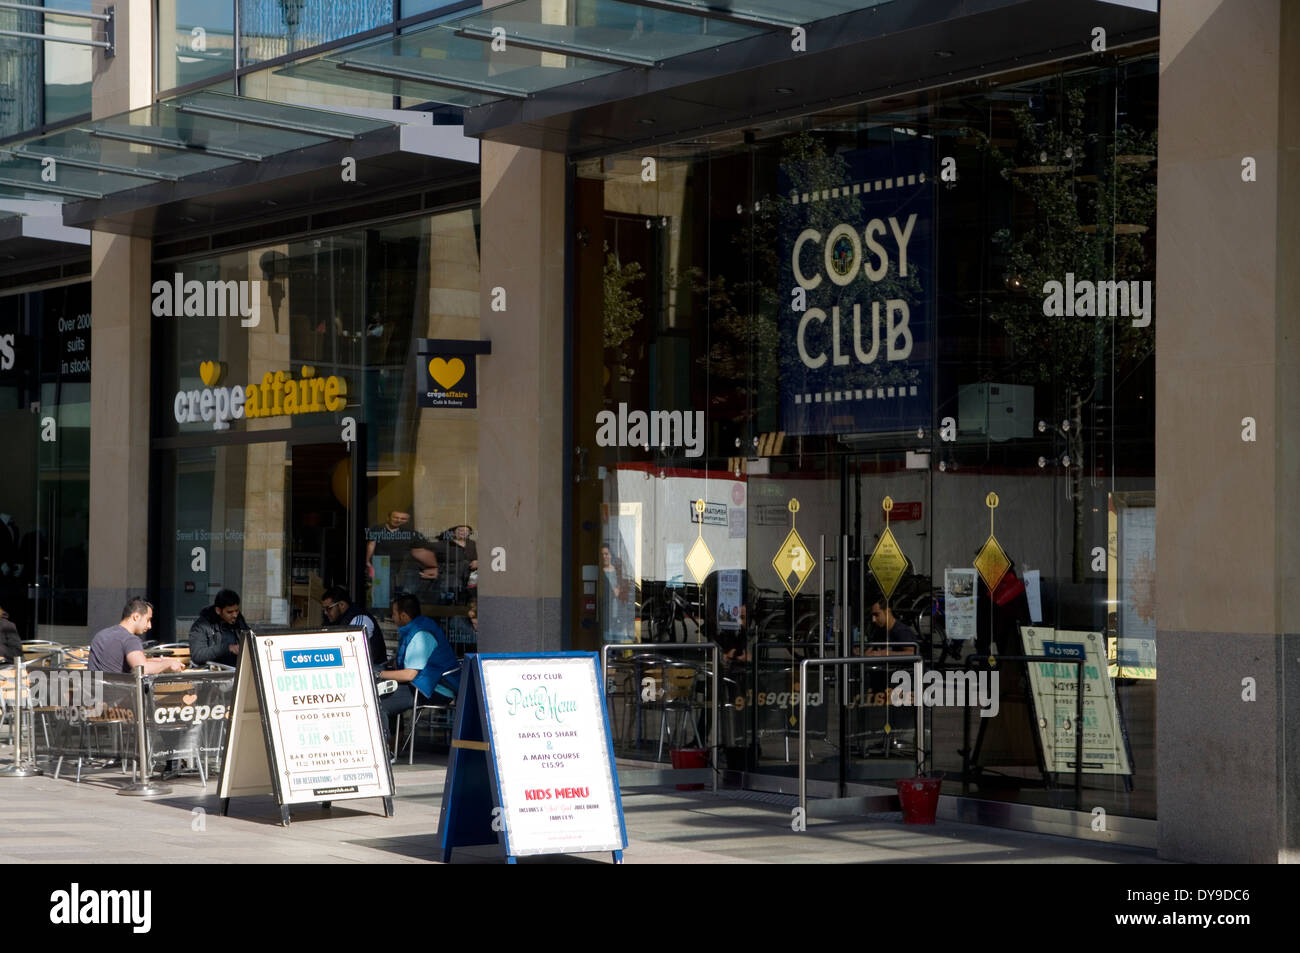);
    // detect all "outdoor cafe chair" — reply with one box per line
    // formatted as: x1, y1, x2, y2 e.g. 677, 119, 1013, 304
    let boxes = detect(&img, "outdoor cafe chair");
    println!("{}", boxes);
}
392, 665, 462, 764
